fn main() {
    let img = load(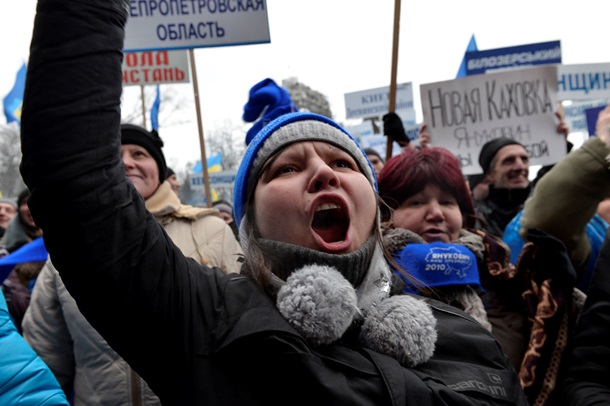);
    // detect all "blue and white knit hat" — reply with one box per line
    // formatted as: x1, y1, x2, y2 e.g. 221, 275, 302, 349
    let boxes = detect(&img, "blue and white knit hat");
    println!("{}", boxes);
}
233, 112, 377, 228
